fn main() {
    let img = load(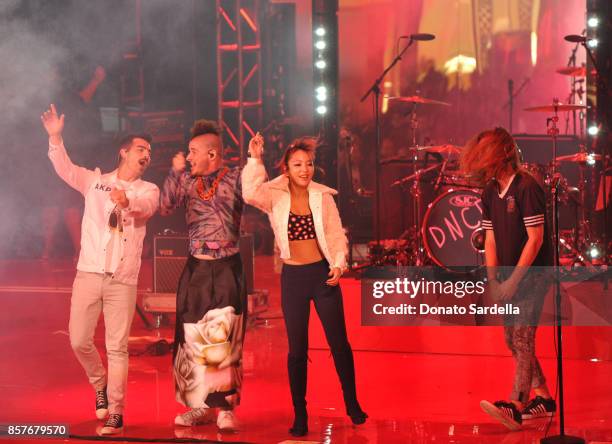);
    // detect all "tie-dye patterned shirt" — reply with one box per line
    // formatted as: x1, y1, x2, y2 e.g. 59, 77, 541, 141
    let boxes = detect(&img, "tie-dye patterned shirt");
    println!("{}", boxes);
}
160, 166, 243, 258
